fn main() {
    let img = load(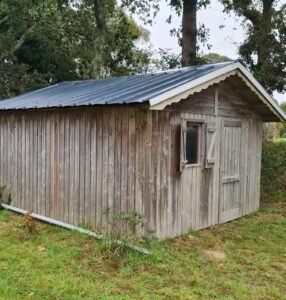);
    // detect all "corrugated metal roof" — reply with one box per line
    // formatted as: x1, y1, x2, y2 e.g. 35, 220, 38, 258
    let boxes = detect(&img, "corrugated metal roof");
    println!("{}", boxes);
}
0, 61, 237, 110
